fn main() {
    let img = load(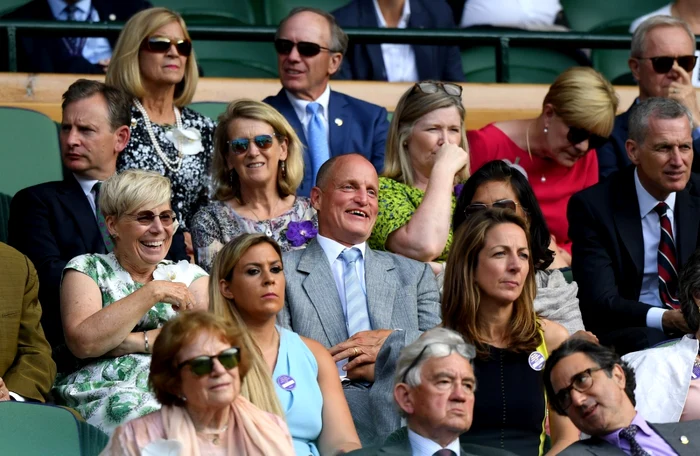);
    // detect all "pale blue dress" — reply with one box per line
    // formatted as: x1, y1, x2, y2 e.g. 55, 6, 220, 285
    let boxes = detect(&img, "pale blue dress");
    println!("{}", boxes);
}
273, 326, 323, 456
